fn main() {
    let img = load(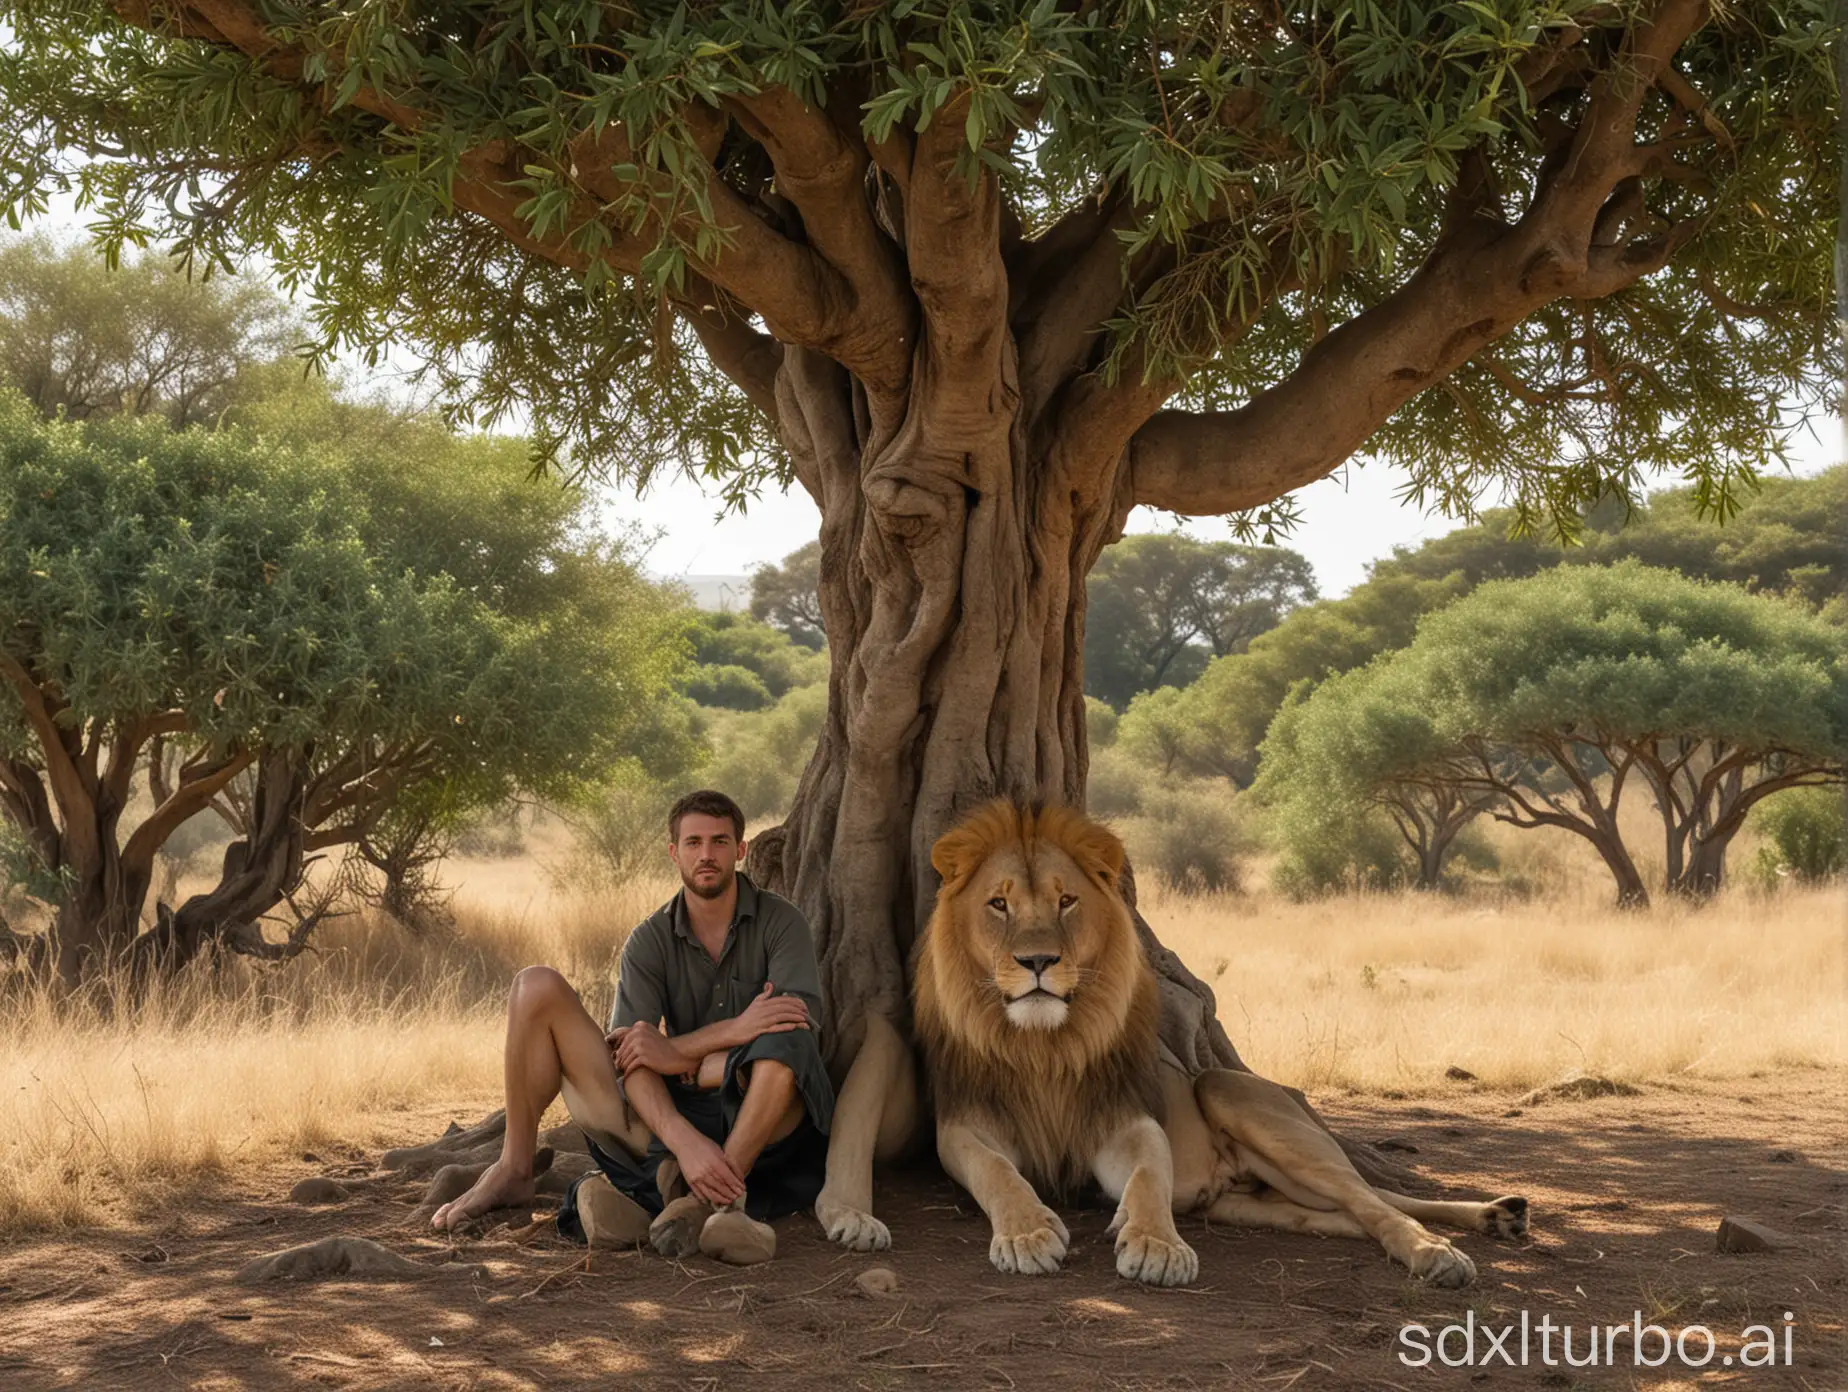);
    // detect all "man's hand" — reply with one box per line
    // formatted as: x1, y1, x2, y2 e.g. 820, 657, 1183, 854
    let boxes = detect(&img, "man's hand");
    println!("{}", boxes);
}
674, 1130, 746, 1207
612, 1020, 691, 1079
732, 982, 809, 1045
